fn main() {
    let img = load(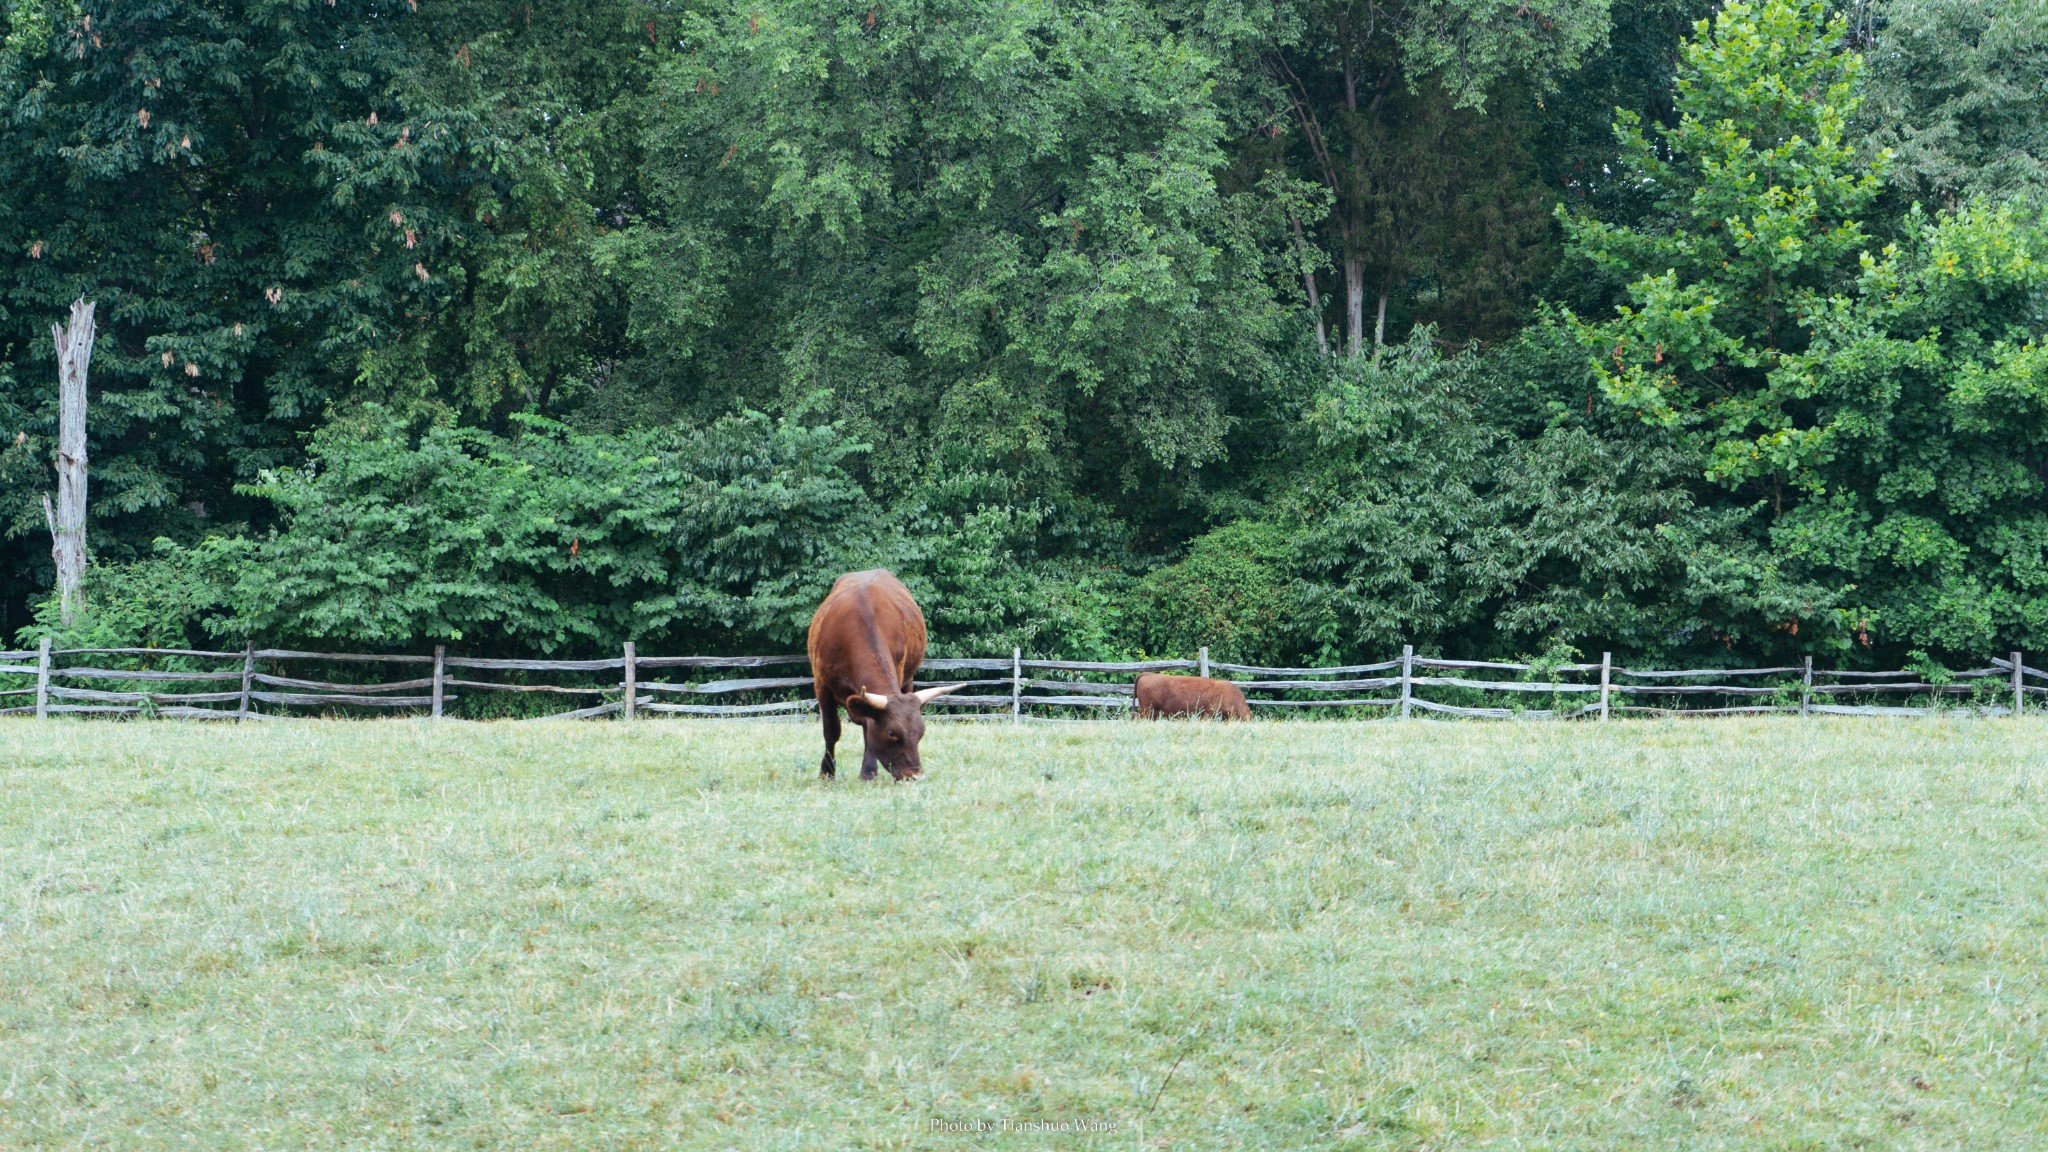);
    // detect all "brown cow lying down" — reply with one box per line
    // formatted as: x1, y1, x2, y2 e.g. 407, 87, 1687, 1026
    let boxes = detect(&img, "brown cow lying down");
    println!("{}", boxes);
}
1133, 672, 1251, 720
